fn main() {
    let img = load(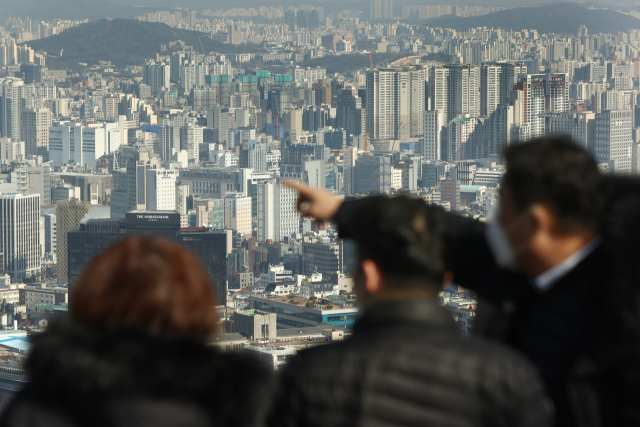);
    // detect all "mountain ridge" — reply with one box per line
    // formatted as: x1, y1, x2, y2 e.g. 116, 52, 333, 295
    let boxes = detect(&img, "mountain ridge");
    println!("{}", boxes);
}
408, 3, 640, 34
22, 19, 258, 69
